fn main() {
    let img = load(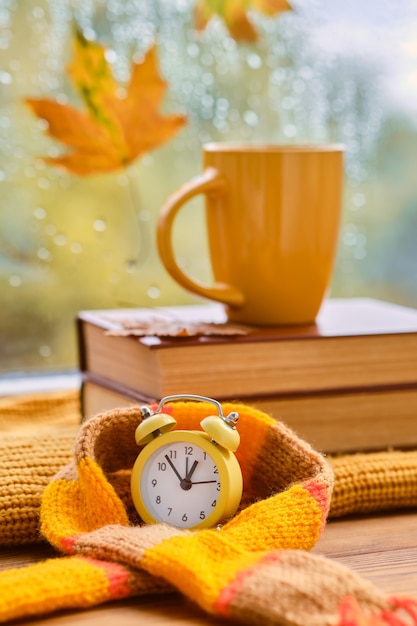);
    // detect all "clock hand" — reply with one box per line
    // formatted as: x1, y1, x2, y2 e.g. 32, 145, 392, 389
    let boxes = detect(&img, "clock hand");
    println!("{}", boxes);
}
185, 460, 198, 481
190, 480, 217, 485
178, 459, 199, 491
164, 455, 182, 483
